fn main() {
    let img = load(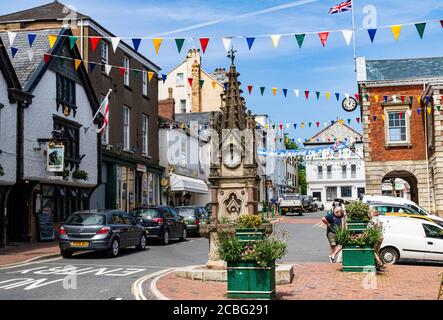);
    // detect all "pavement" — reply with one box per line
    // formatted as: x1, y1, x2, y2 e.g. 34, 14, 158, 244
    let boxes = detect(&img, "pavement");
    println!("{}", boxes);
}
0, 242, 60, 267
